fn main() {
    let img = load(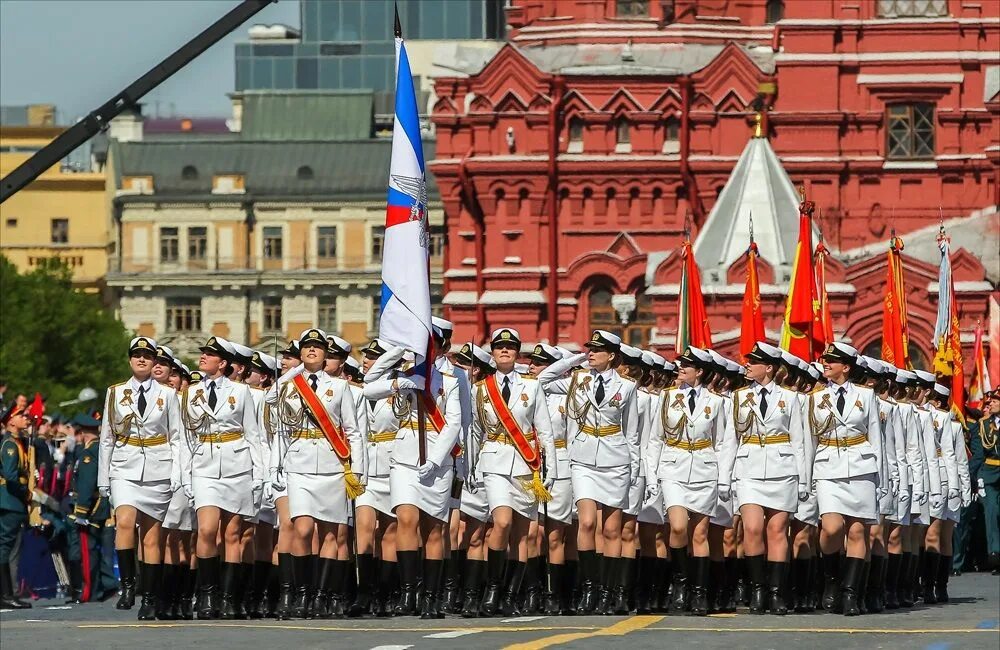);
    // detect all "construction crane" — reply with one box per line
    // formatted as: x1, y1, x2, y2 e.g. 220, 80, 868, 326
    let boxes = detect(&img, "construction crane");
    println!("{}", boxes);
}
0, 0, 276, 204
